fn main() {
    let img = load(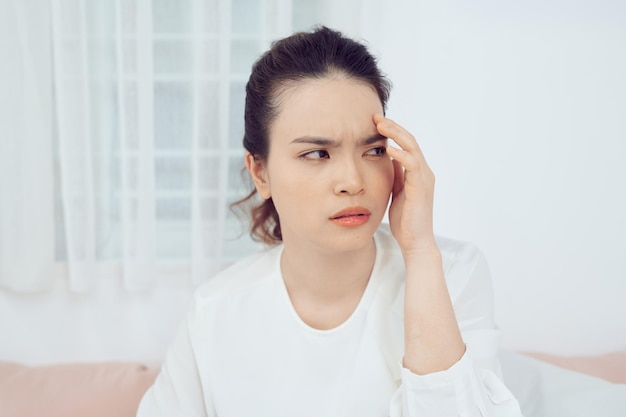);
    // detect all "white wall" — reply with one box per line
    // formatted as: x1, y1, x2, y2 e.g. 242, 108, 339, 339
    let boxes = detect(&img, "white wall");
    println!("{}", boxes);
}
0, 278, 193, 365
356, 0, 626, 354
2, 0, 624, 365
